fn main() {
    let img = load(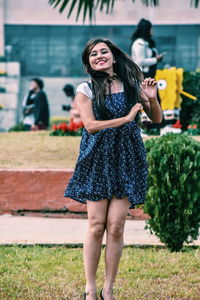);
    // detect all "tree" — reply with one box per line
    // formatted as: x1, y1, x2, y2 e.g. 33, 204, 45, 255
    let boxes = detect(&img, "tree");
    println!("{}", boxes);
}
49, 0, 200, 22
